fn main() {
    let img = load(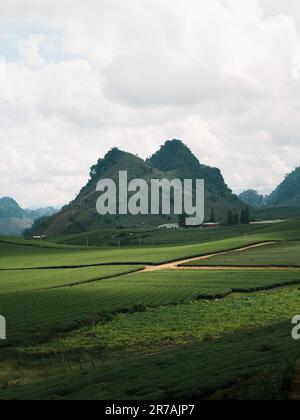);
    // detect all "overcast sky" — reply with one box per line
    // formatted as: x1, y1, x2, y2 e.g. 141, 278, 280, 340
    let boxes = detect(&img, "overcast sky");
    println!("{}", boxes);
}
0, 0, 300, 207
